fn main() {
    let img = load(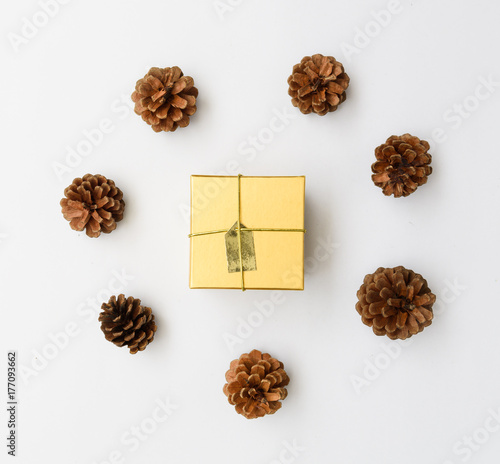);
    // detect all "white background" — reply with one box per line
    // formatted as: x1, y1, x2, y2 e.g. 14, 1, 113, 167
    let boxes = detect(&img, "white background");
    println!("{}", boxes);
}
2, 0, 500, 463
